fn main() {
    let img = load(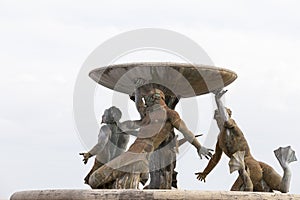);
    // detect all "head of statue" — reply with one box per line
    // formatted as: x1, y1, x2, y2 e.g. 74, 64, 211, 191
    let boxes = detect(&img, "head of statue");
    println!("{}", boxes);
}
101, 106, 122, 124
213, 108, 232, 122
144, 88, 165, 107
226, 108, 232, 117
